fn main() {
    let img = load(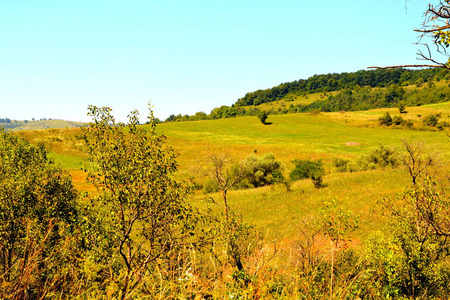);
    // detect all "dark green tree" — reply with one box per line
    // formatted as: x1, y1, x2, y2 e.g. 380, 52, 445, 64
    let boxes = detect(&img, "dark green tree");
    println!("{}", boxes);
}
257, 110, 269, 125
397, 101, 406, 114
423, 114, 440, 127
